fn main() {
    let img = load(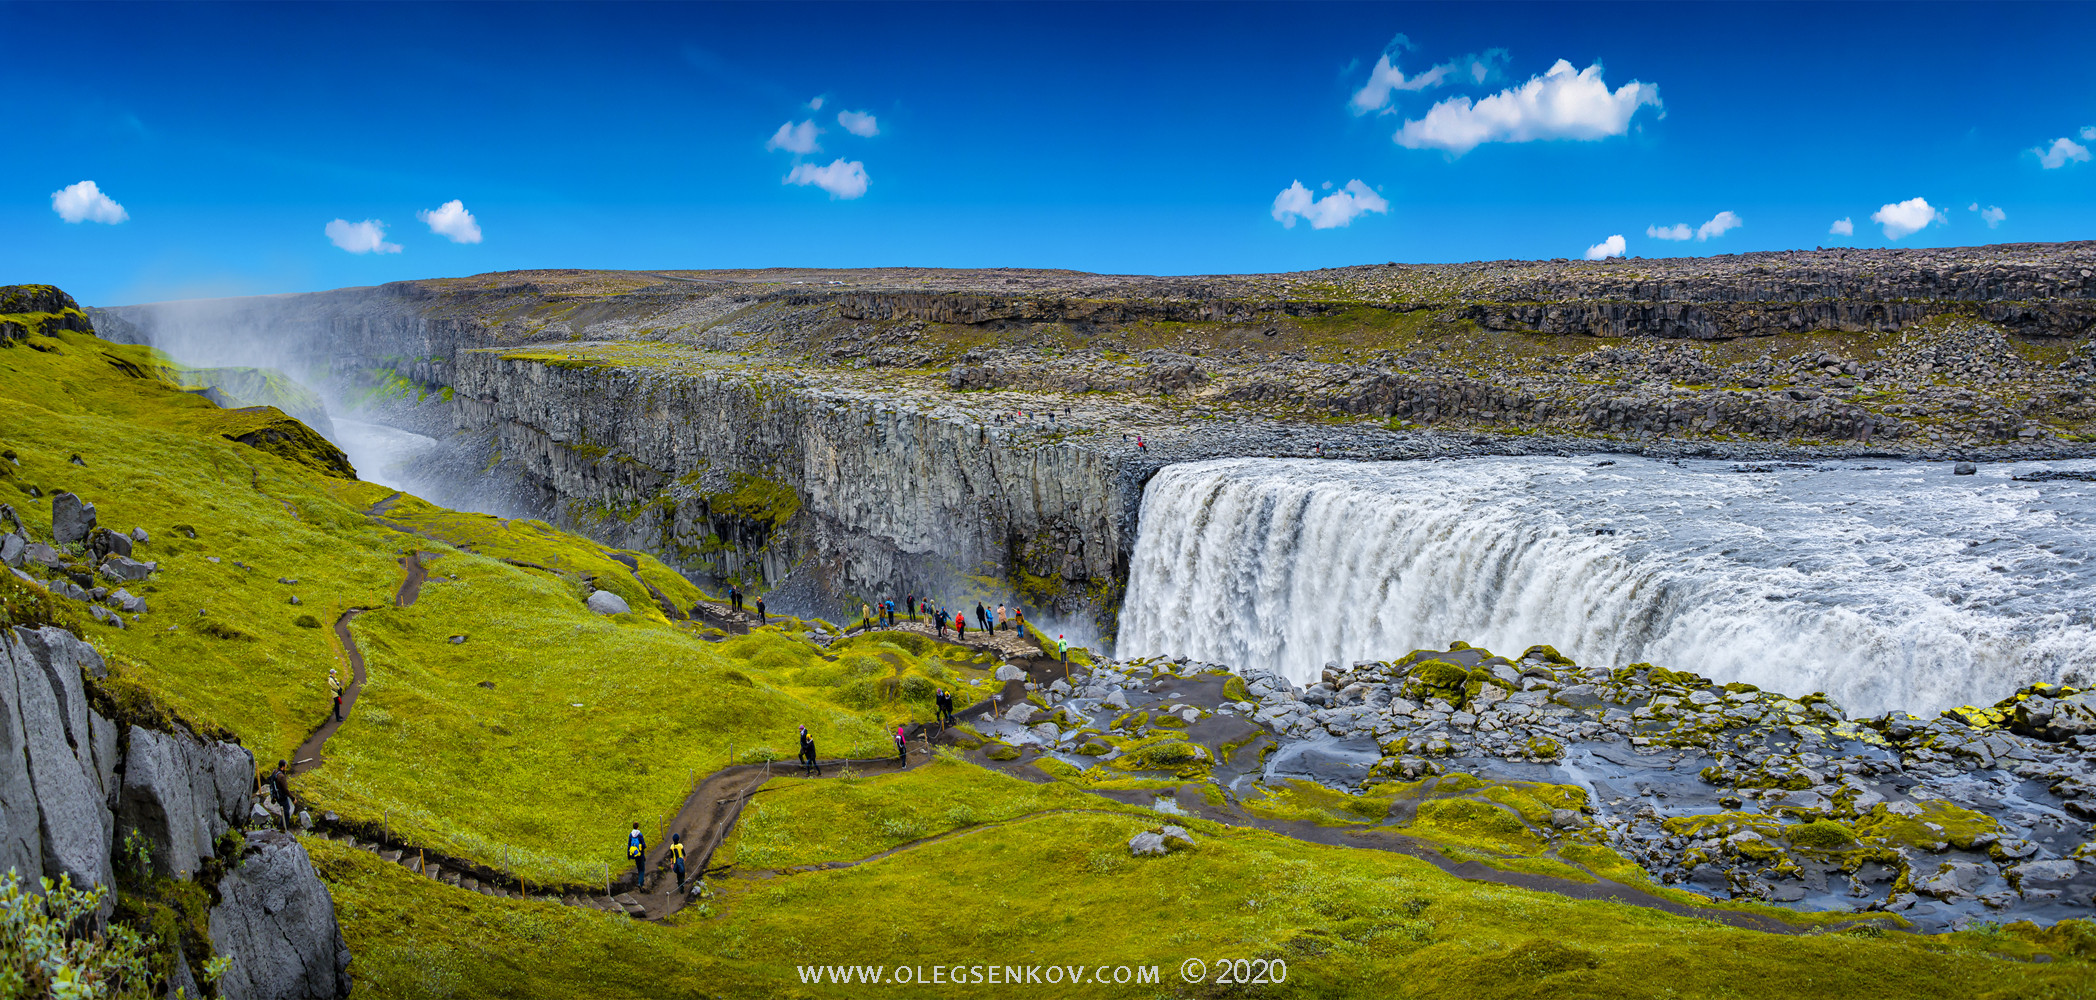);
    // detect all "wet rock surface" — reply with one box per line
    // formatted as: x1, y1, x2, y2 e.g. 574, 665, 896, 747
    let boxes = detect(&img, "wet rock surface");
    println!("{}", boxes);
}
967, 641, 2096, 933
